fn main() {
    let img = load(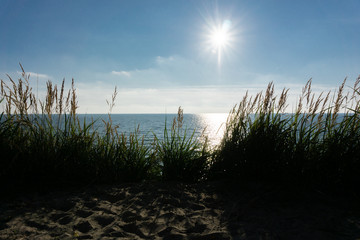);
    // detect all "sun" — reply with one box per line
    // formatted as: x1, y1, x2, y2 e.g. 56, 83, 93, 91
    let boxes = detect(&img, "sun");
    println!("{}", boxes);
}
210, 27, 230, 50
210, 28, 230, 49
205, 19, 234, 66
